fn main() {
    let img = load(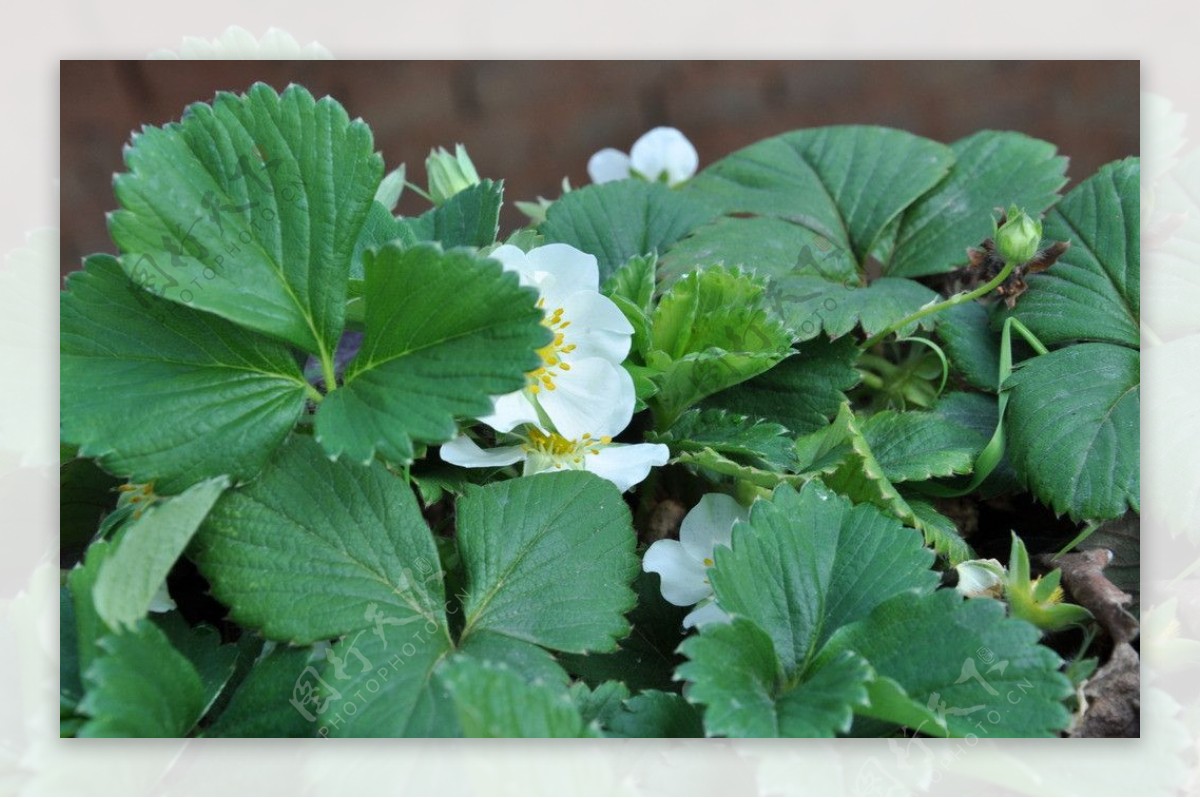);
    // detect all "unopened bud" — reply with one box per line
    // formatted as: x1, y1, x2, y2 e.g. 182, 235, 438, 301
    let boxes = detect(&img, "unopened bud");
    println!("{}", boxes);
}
425, 144, 480, 205
994, 205, 1043, 264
